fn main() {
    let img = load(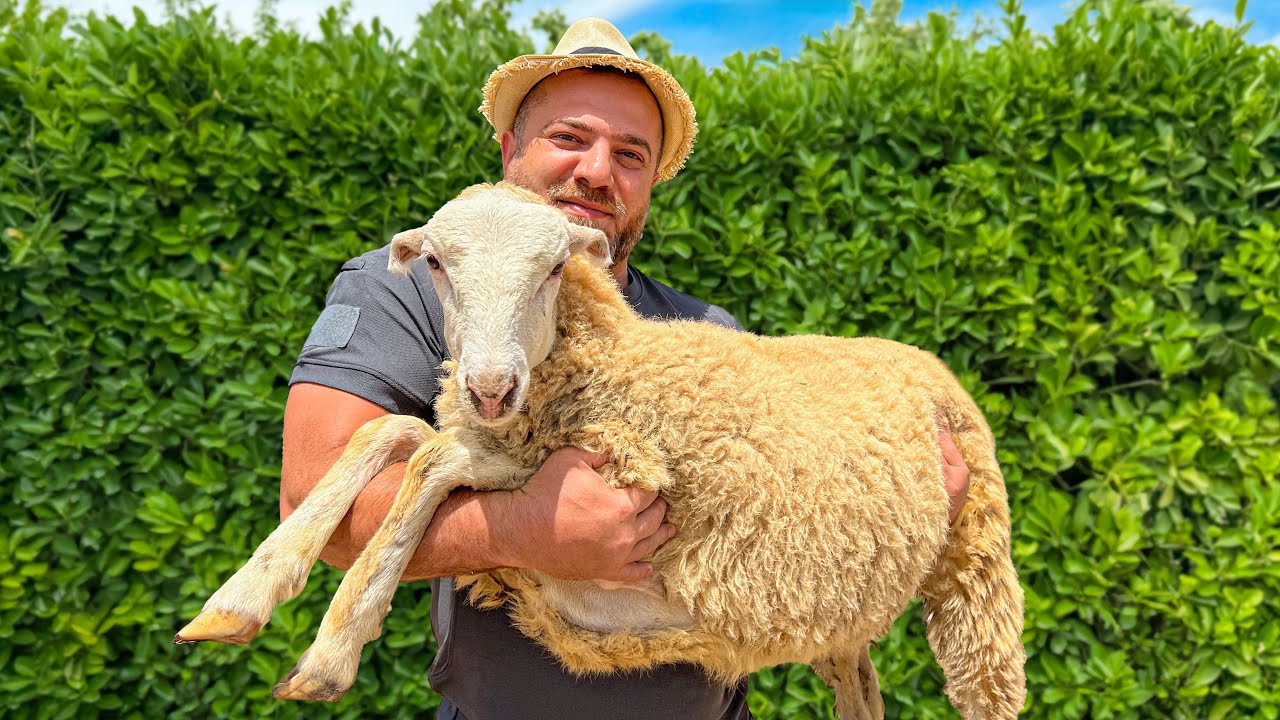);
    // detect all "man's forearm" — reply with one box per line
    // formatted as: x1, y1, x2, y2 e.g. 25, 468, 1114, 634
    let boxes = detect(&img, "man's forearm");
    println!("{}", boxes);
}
284, 440, 673, 586
315, 461, 512, 582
